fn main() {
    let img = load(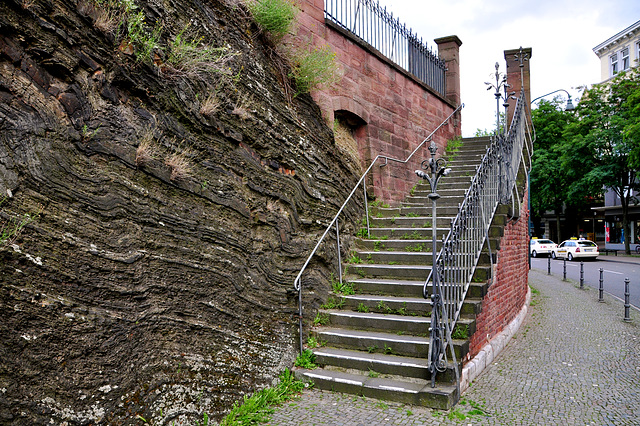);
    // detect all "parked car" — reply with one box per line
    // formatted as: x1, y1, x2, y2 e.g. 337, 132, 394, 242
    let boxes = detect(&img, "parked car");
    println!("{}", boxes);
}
530, 238, 557, 257
552, 239, 599, 261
